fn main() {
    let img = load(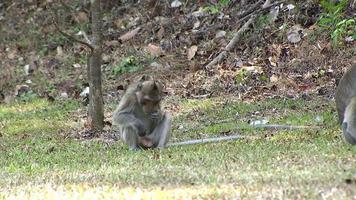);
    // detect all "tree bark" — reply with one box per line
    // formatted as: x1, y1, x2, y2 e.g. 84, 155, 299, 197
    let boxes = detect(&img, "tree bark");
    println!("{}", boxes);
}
88, 0, 104, 130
